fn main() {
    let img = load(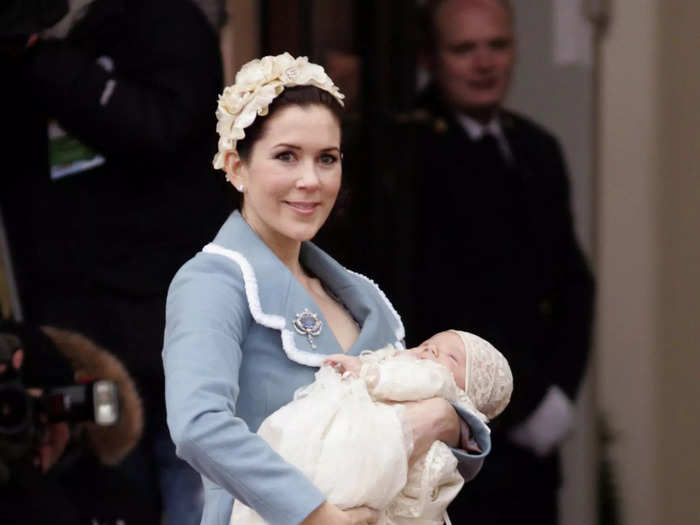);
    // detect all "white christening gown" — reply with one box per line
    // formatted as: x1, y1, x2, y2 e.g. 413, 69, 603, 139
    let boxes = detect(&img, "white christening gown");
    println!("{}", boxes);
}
230, 348, 477, 525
